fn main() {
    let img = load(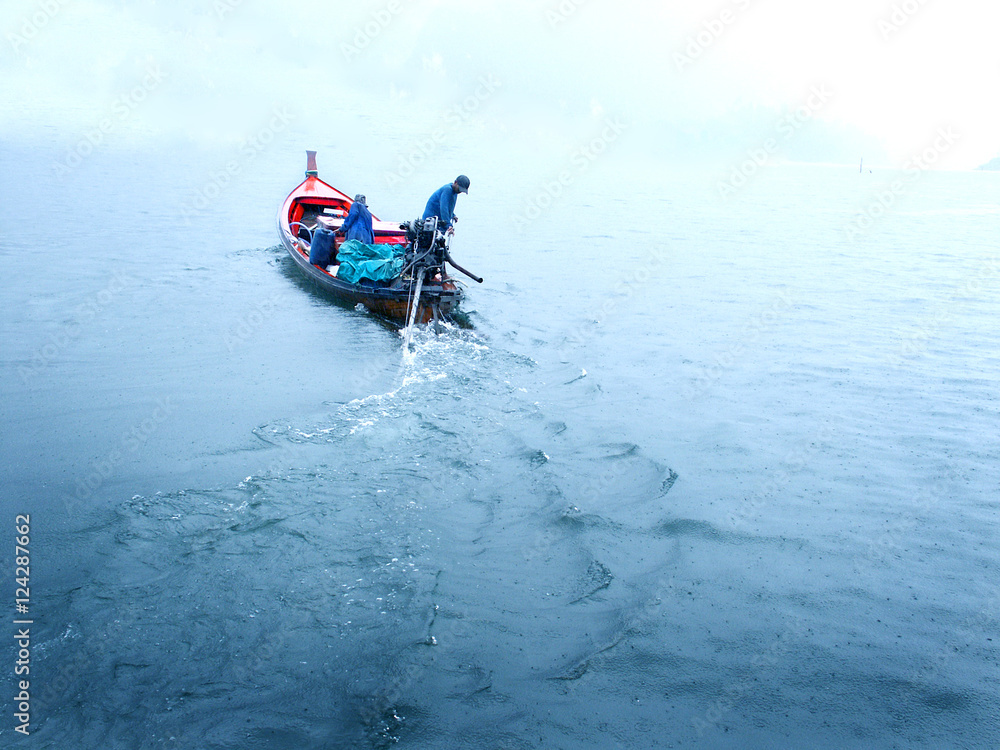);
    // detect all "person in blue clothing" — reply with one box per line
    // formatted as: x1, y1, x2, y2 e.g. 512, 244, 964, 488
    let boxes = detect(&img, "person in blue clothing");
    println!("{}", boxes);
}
422, 175, 470, 235
337, 194, 374, 244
